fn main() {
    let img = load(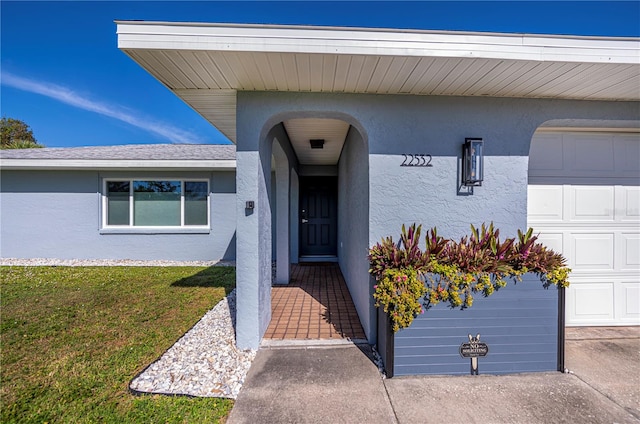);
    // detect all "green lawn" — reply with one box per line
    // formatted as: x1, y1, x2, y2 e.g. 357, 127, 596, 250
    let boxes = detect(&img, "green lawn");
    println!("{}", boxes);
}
1, 266, 236, 423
